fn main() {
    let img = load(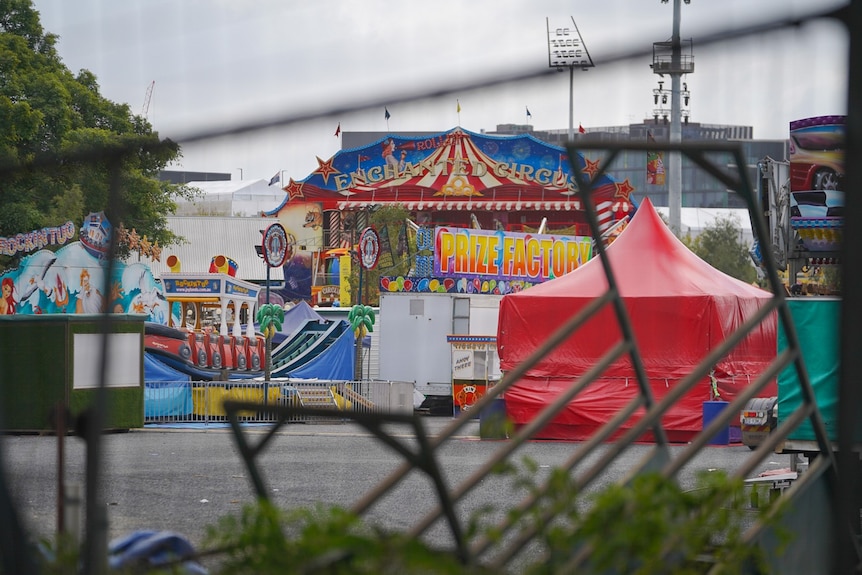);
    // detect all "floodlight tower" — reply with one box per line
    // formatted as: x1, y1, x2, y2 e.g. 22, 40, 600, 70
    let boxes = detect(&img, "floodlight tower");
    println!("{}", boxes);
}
653, 0, 693, 235
546, 17, 594, 142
